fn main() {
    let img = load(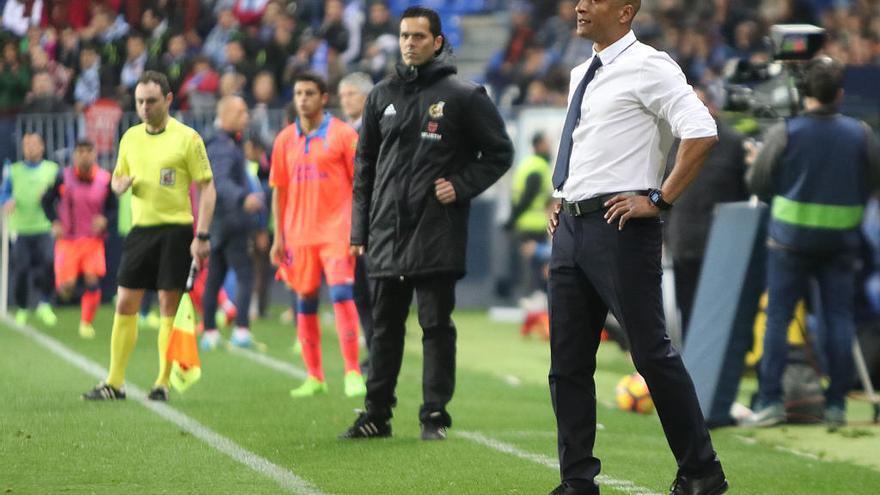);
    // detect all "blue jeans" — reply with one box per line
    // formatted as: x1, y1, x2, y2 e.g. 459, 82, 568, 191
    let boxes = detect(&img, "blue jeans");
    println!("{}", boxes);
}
759, 247, 856, 409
